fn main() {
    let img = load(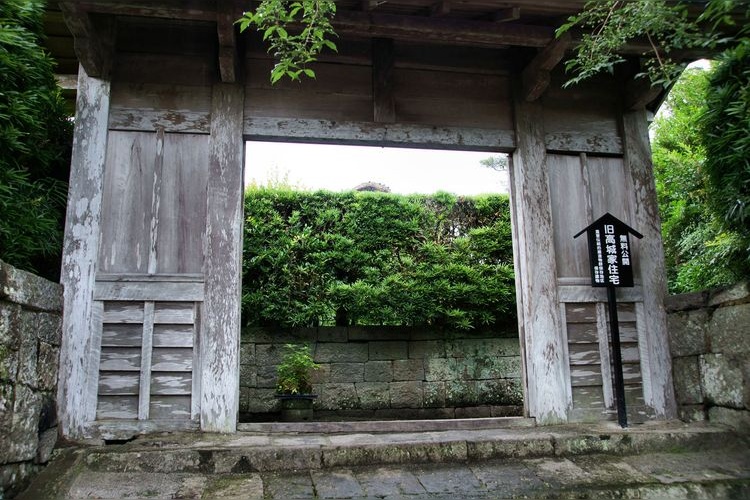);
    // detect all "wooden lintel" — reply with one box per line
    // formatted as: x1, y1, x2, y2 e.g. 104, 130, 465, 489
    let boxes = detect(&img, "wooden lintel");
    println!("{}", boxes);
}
372, 38, 396, 123
493, 7, 521, 23
60, 2, 115, 78
521, 32, 571, 102
73, 1, 216, 22
624, 76, 664, 111
217, 0, 241, 83
244, 117, 516, 151
334, 11, 554, 48
431, 1, 451, 17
